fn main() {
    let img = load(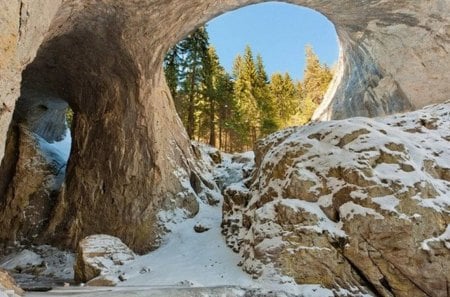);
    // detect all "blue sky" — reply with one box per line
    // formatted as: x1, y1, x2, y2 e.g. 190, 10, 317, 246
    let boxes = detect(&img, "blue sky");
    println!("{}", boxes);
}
207, 2, 339, 81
